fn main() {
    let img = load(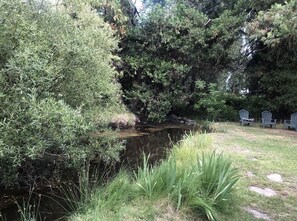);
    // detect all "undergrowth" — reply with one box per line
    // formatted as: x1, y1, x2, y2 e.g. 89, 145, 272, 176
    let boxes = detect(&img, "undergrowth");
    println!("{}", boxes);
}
69, 133, 239, 221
